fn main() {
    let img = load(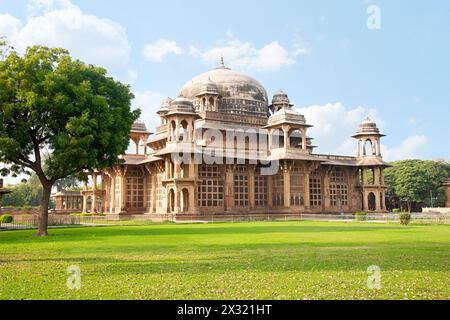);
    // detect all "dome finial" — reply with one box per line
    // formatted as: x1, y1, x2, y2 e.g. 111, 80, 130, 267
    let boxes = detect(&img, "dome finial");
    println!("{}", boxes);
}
220, 55, 225, 68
